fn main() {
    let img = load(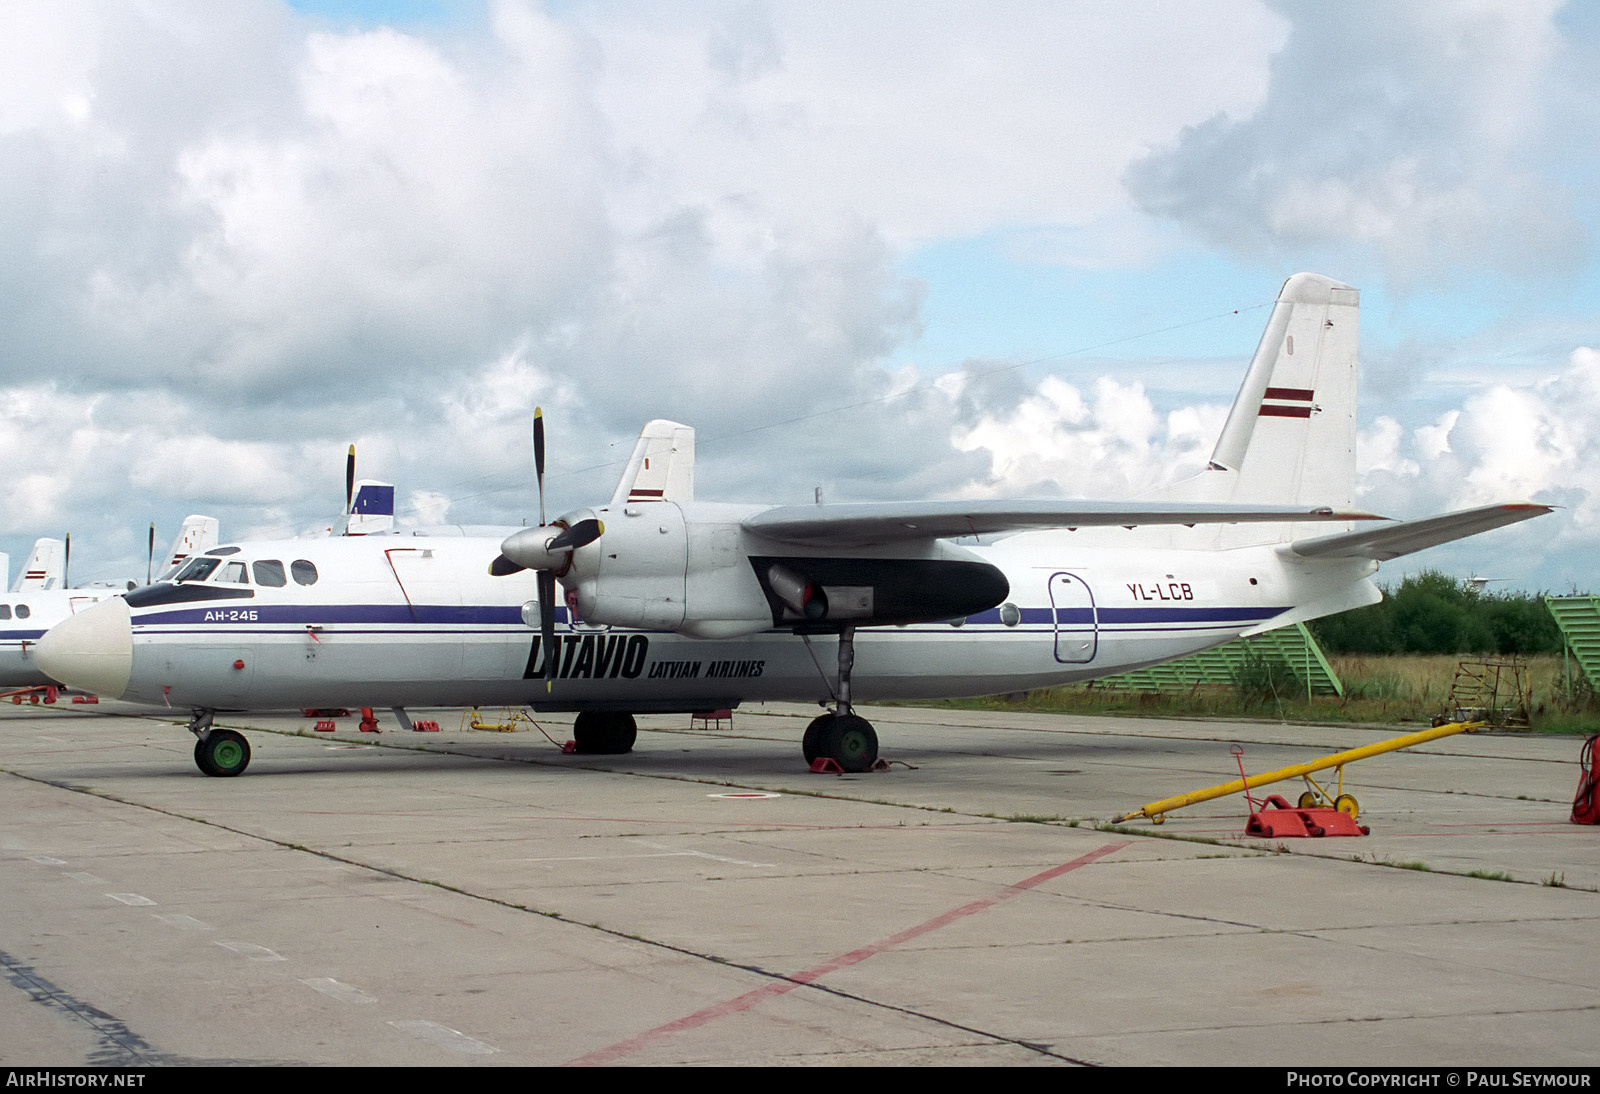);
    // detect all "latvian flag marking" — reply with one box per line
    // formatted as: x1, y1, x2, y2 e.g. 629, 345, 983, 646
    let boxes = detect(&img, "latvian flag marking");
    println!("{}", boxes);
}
1259, 387, 1314, 418
628, 488, 665, 502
